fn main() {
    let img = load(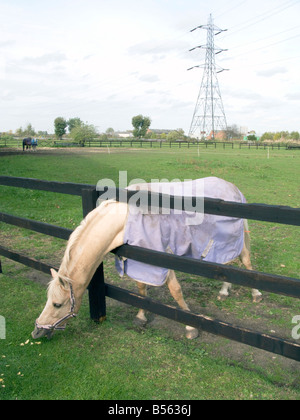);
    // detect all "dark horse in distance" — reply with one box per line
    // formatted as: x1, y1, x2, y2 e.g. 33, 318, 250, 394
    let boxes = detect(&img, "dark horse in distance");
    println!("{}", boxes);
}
23, 137, 32, 151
